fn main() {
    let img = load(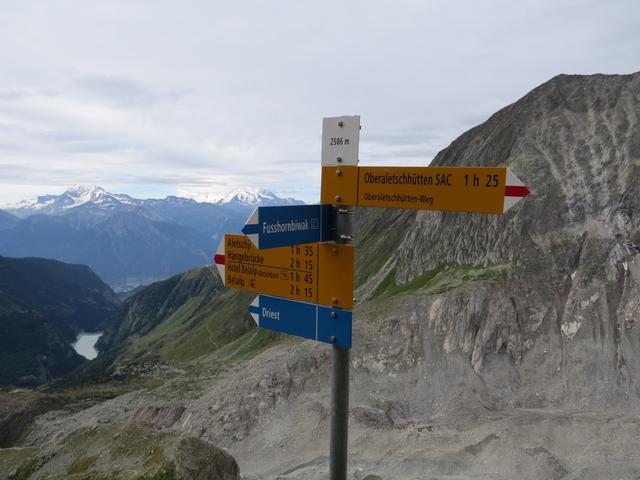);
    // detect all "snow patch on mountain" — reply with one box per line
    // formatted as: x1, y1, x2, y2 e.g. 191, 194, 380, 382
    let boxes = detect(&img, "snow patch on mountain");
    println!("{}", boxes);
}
64, 185, 137, 207
10, 195, 57, 211
218, 188, 281, 205
178, 187, 303, 206
6, 185, 140, 217
63, 185, 107, 208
